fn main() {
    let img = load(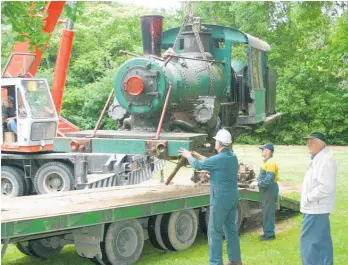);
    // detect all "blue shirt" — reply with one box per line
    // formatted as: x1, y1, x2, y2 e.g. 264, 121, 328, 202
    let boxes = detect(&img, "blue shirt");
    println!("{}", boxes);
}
187, 148, 239, 205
